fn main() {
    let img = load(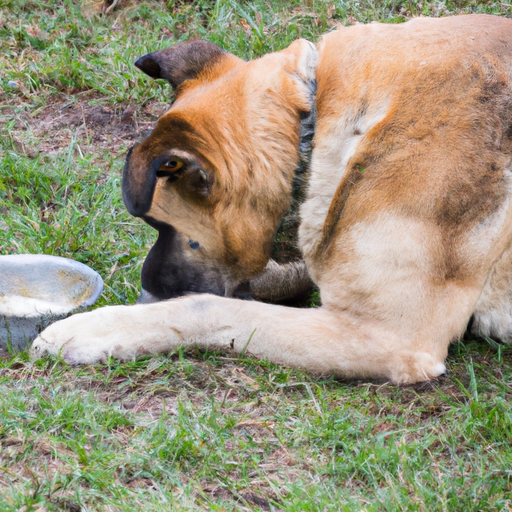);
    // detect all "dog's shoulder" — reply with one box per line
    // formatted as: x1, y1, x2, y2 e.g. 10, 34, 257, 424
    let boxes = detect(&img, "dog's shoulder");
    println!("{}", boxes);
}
302, 14, 512, 261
